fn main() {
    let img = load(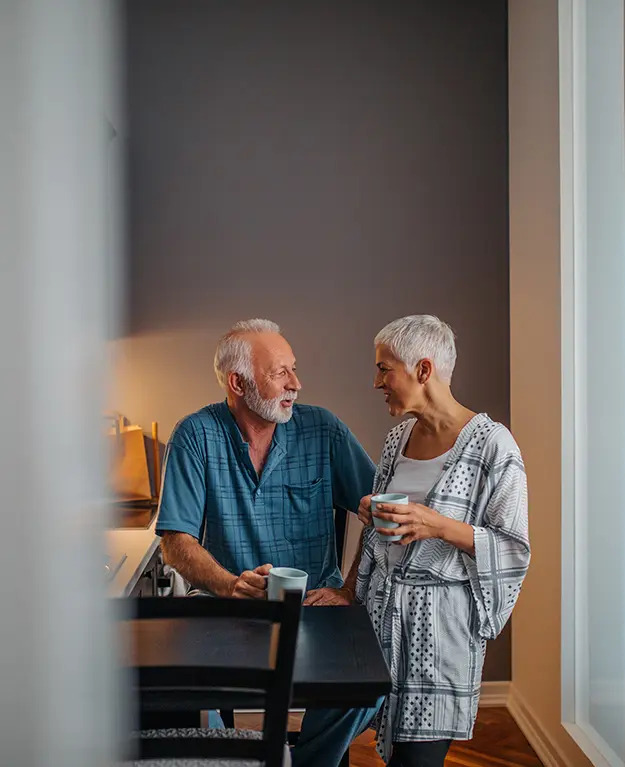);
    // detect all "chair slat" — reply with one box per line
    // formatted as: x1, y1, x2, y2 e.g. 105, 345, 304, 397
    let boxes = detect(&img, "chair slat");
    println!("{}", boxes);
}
132, 596, 284, 621
138, 666, 273, 690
